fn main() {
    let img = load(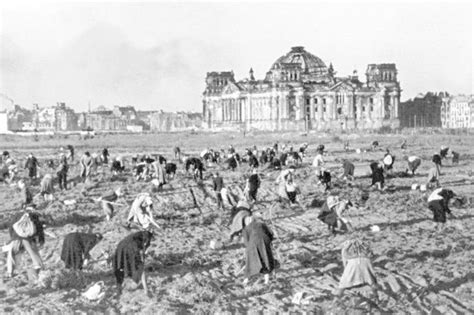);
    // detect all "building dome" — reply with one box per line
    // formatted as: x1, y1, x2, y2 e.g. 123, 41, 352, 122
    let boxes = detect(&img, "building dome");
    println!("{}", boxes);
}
270, 46, 328, 77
